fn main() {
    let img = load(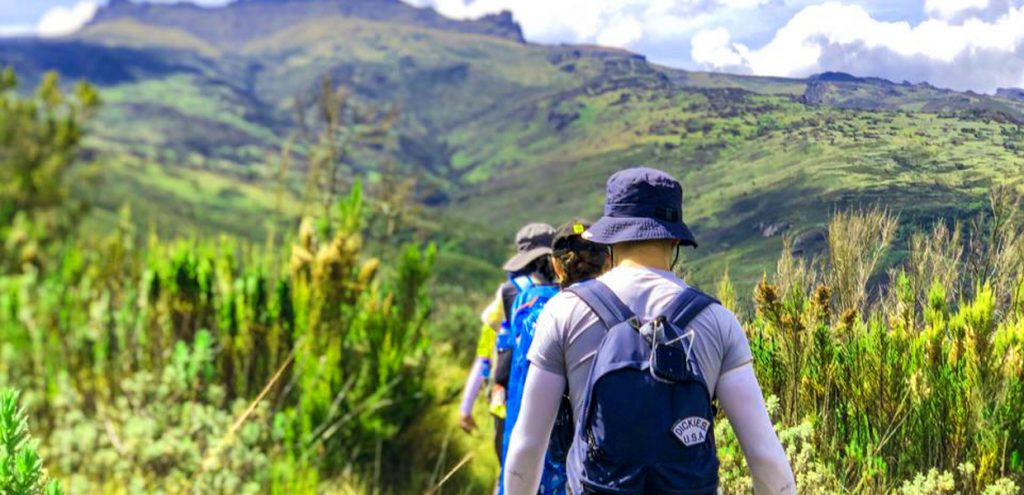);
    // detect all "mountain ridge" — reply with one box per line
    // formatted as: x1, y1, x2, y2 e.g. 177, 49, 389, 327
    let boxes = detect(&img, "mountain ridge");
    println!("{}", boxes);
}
91, 0, 525, 44
1, 1, 1022, 291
